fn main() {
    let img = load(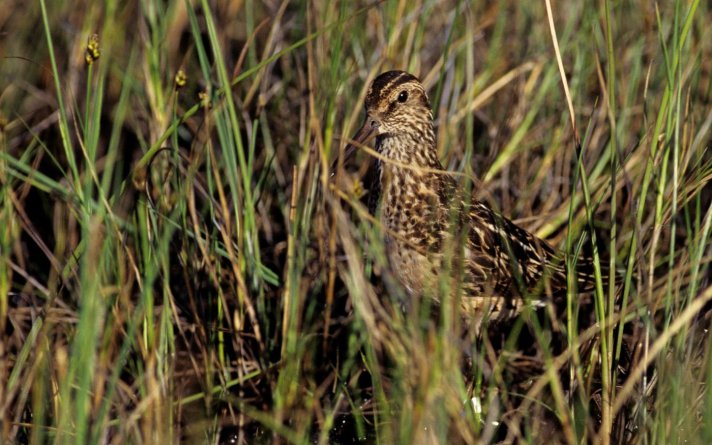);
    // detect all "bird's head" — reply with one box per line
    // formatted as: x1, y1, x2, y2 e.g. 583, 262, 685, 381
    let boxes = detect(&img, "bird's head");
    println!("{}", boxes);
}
346, 71, 434, 158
